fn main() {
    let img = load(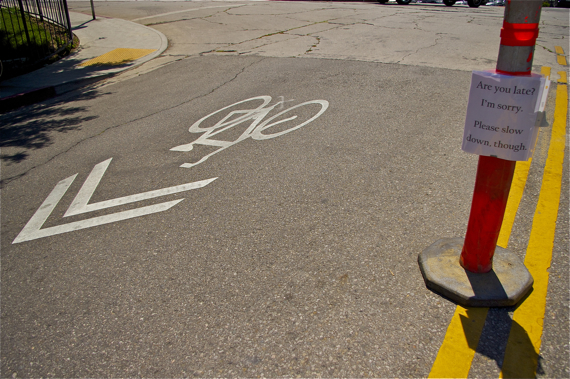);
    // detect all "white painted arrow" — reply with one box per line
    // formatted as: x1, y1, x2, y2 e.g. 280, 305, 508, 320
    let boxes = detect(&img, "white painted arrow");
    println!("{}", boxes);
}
13, 158, 217, 244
